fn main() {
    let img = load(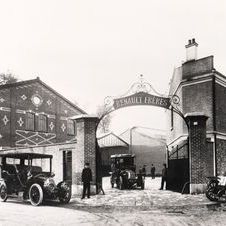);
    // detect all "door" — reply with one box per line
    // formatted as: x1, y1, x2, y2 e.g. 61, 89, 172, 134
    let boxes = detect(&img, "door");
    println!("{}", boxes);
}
63, 150, 72, 184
